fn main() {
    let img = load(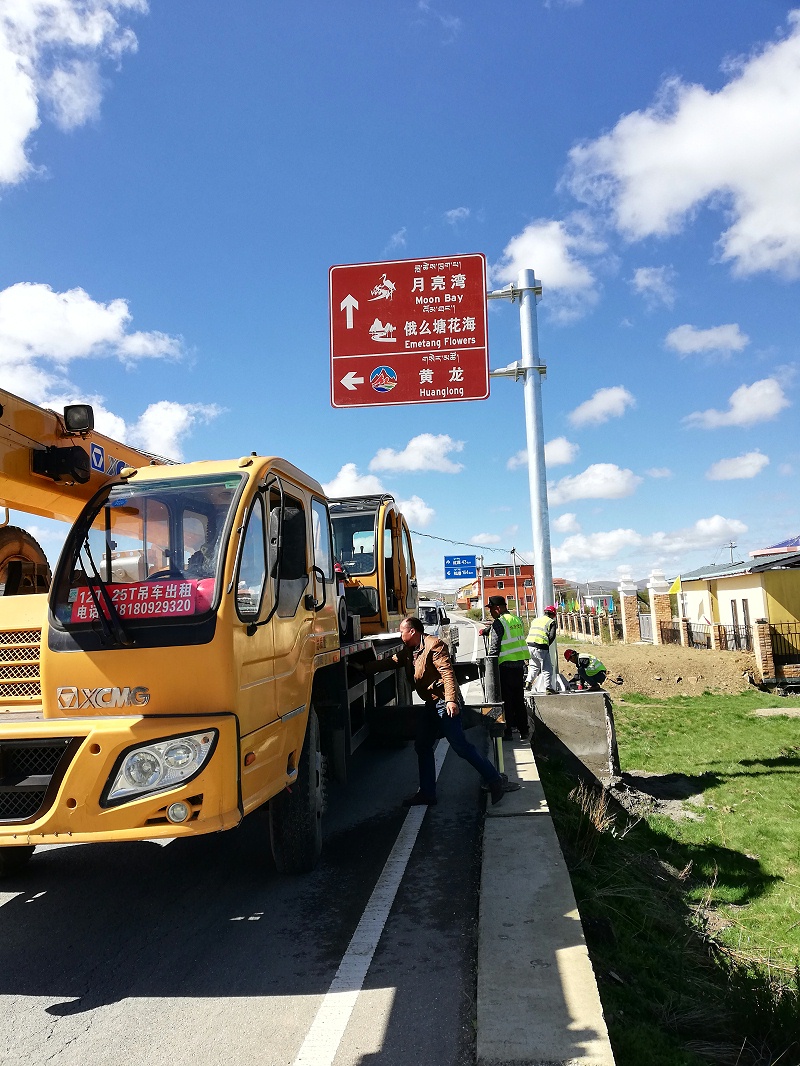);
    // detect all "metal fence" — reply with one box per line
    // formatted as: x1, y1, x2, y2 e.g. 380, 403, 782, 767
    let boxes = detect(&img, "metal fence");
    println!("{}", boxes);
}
771, 621, 800, 665
660, 620, 682, 645
638, 612, 653, 642
686, 622, 712, 650
718, 625, 753, 653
